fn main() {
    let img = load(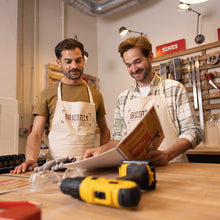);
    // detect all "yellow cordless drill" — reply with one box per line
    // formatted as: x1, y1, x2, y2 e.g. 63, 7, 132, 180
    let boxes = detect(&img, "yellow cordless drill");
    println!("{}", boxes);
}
60, 160, 156, 209
60, 176, 141, 209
